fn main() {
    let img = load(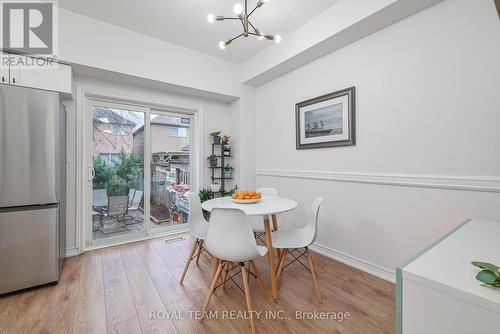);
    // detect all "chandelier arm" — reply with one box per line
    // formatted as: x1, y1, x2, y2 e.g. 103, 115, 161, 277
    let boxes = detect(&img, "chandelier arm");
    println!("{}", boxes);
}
248, 0, 262, 18
223, 17, 241, 20
248, 5, 259, 18
247, 20, 259, 33
239, 17, 246, 31
229, 33, 245, 43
